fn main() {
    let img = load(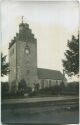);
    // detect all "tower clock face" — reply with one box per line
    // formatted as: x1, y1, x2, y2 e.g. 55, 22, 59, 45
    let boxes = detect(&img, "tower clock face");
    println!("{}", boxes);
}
25, 46, 30, 55
25, 48, 29, 54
